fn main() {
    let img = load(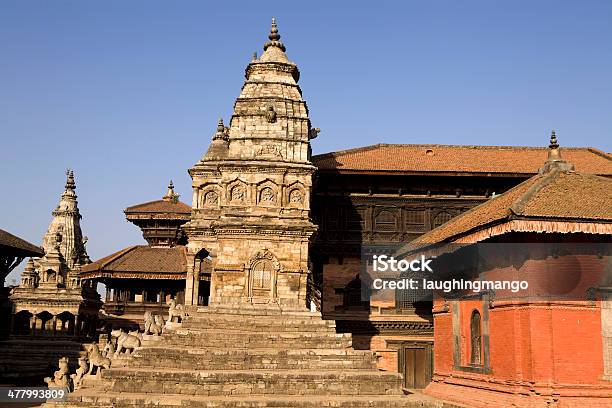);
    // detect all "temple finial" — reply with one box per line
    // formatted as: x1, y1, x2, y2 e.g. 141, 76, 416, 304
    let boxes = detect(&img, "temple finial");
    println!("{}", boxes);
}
65, 169, 76, 191
263, 17, 286, 52
540, 130, 574, 173
163, 180, 177, 201
212, 118, 229, 141
549, 130, 559, 149
269, 17, 280, 41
